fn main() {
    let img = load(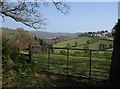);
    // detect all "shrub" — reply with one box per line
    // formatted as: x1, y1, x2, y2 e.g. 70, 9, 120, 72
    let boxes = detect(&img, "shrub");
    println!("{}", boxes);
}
103, 52, 112, 60
59, 50, 66, 55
